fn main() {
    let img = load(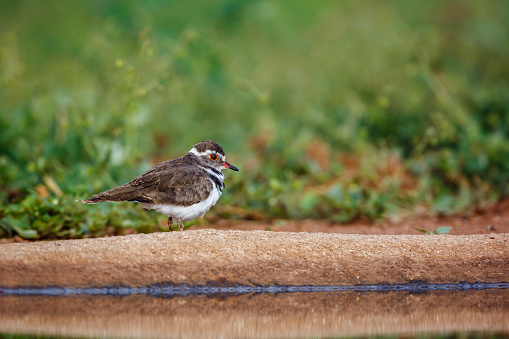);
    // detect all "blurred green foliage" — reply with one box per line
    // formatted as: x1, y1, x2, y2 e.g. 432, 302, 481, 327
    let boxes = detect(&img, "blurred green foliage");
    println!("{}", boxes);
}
414, 226, 453, 235
1, 0, 508, 238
